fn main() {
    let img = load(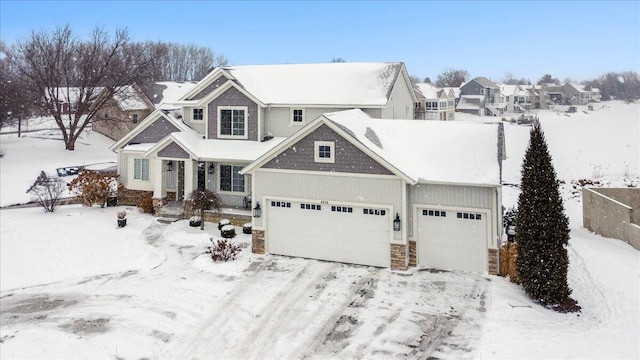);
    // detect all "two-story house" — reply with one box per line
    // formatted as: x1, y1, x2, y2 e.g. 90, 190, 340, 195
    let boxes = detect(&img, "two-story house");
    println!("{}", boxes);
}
414, 83, 456, 120
457, 77, 507, 116
110, 62, 417, 212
